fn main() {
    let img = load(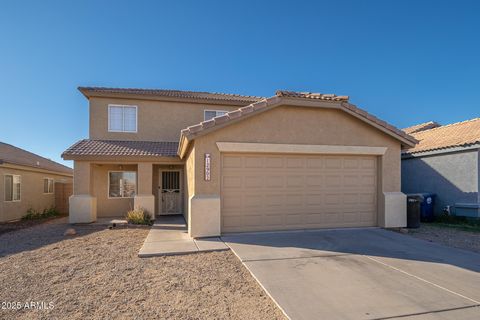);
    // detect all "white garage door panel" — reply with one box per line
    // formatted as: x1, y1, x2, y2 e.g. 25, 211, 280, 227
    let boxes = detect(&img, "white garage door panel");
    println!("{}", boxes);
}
221, 154, 377, 233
